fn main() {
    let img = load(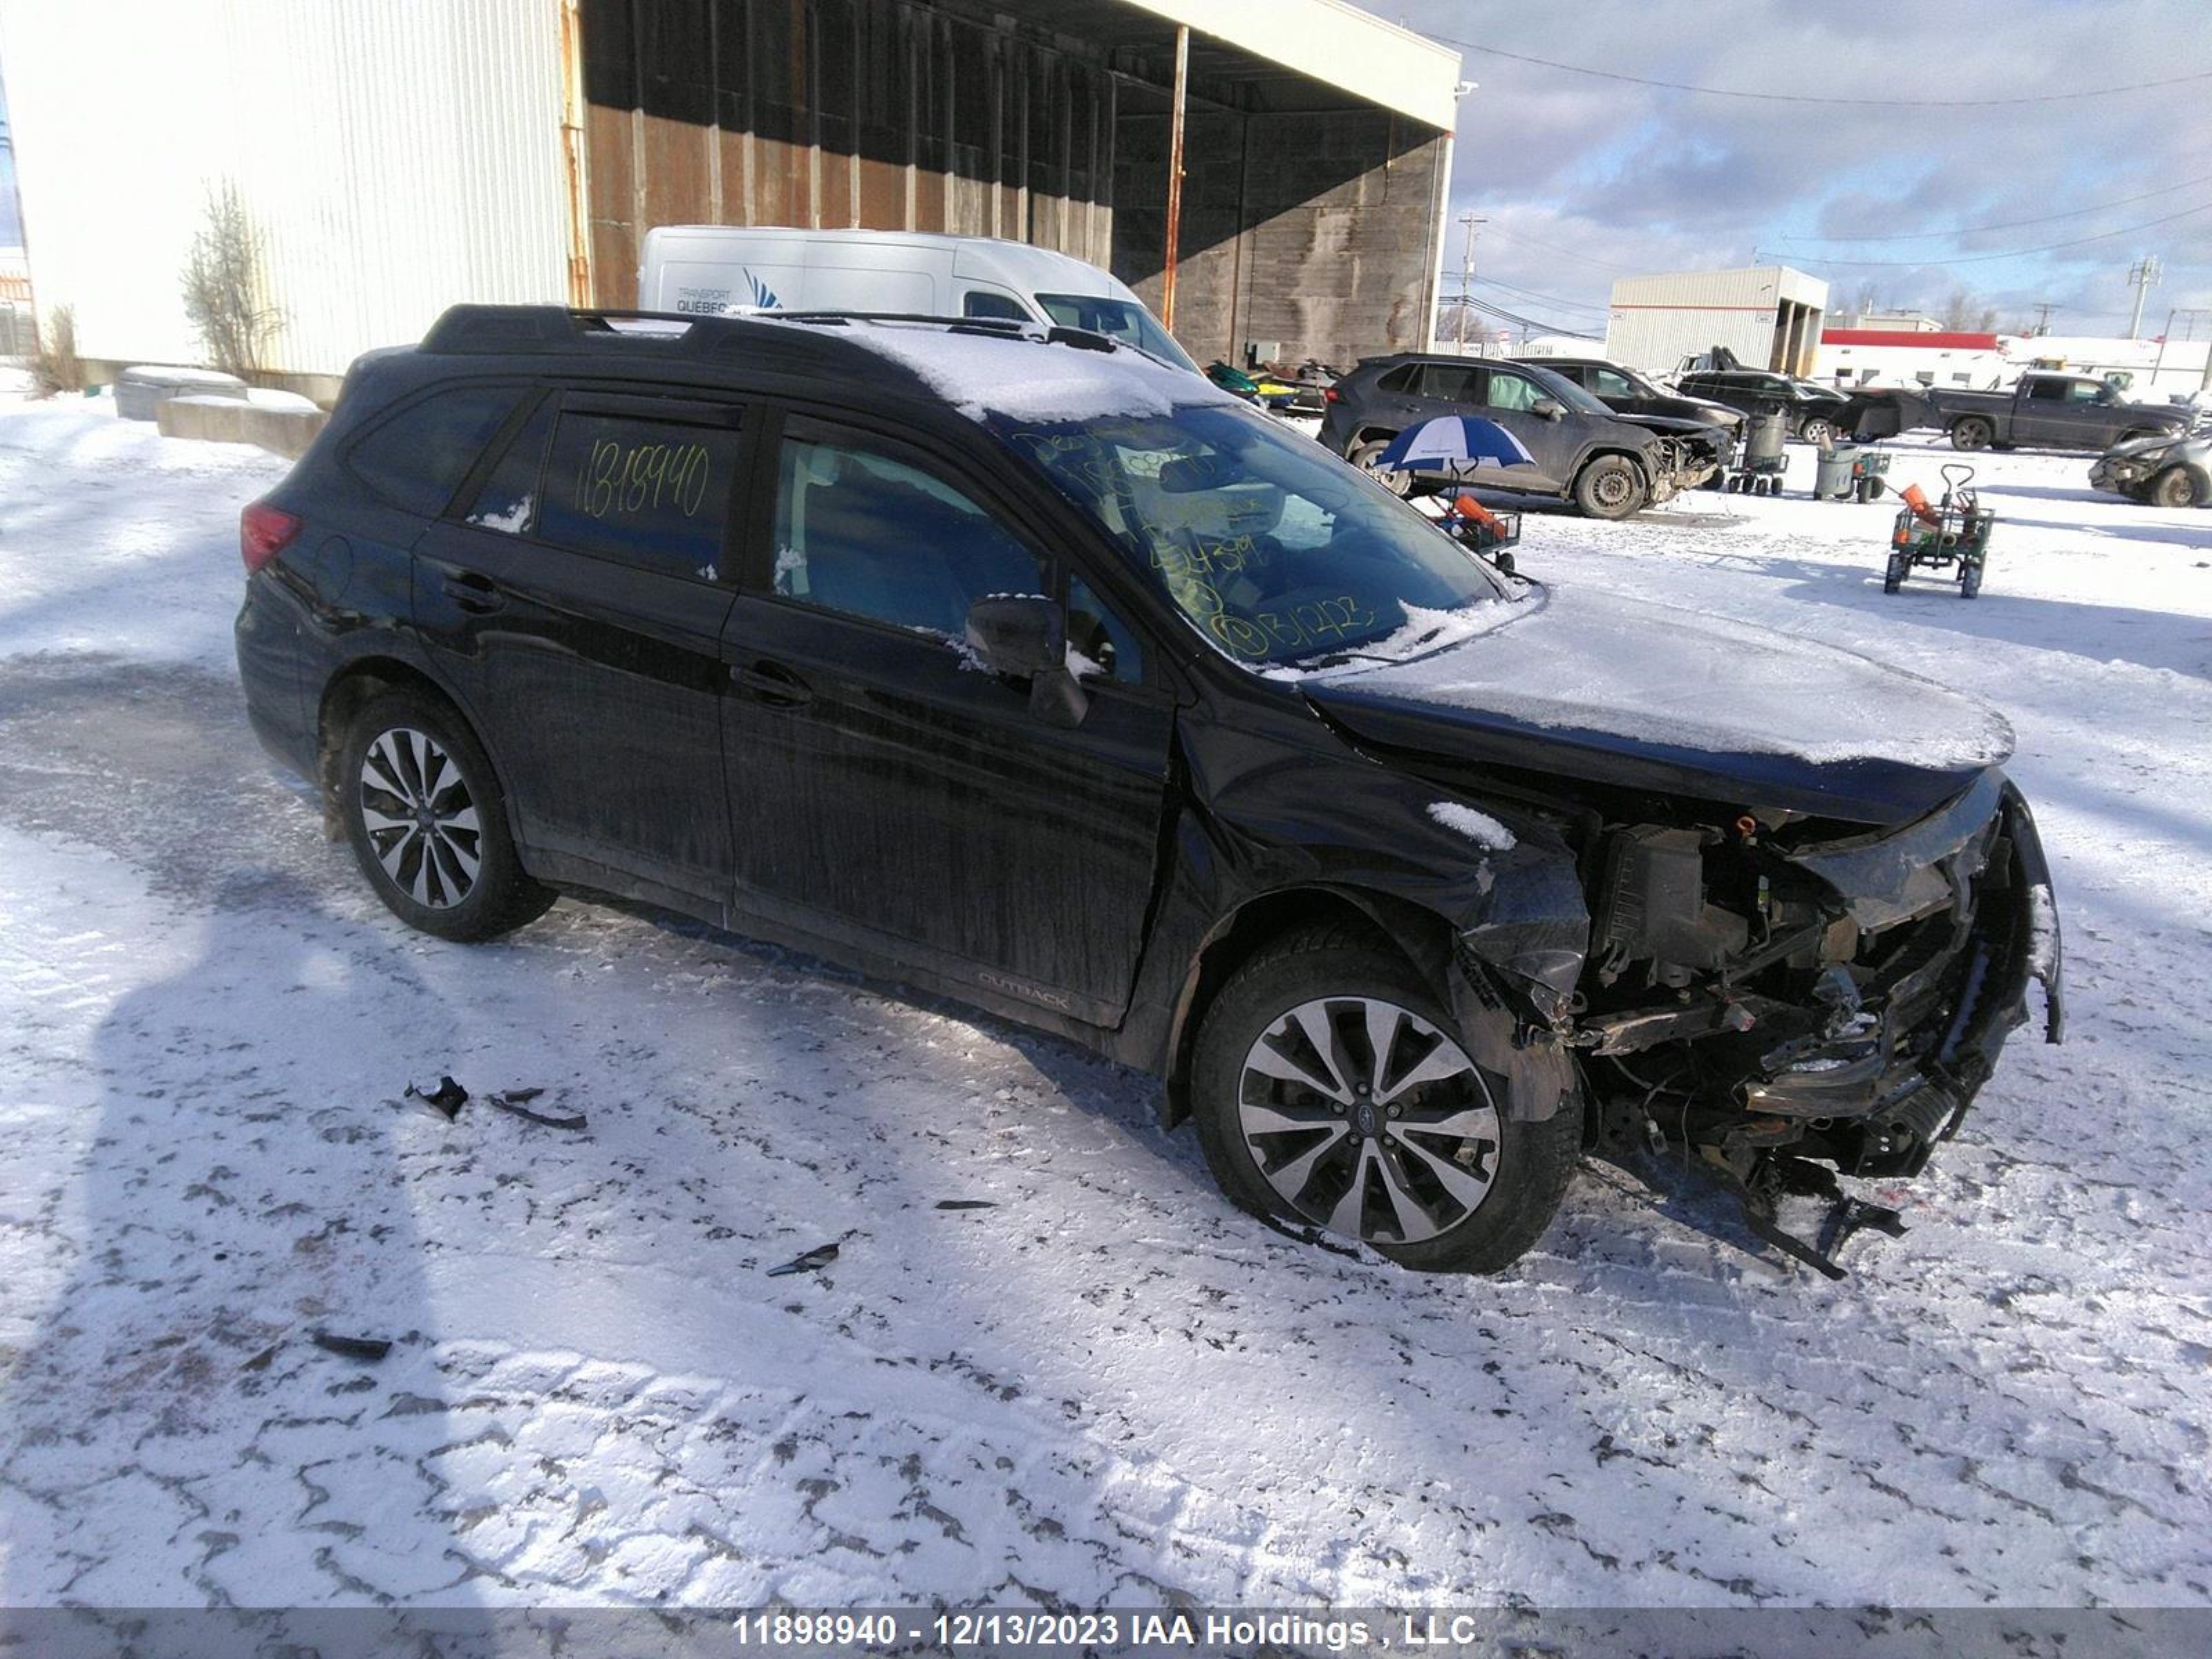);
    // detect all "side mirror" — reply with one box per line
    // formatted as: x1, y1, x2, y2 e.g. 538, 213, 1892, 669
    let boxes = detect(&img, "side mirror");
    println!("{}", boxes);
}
1532, 399, 1565, 421
966, 594, 1062, 677
964, 594, 1089, 728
